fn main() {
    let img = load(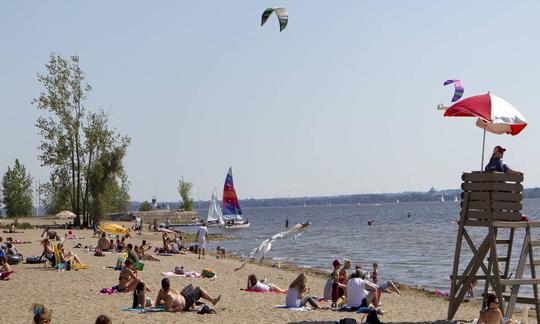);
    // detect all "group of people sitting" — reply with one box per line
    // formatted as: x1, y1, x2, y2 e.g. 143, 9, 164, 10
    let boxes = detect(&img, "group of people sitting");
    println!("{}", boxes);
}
156, 232, 188, 254
41, 238, 82, 269
325, 259, 401, 312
